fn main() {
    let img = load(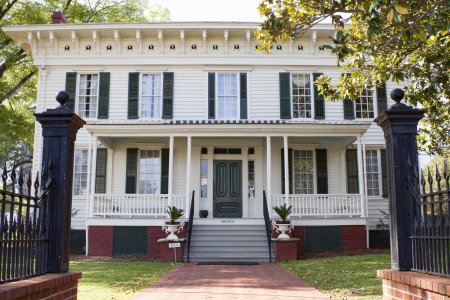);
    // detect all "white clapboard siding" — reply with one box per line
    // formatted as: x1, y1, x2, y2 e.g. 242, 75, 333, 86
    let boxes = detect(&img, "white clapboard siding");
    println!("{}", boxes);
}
367, 198, 390, 229
249, 69, 280, 120
173, 69, 207, 120
71, 199, 87, 230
